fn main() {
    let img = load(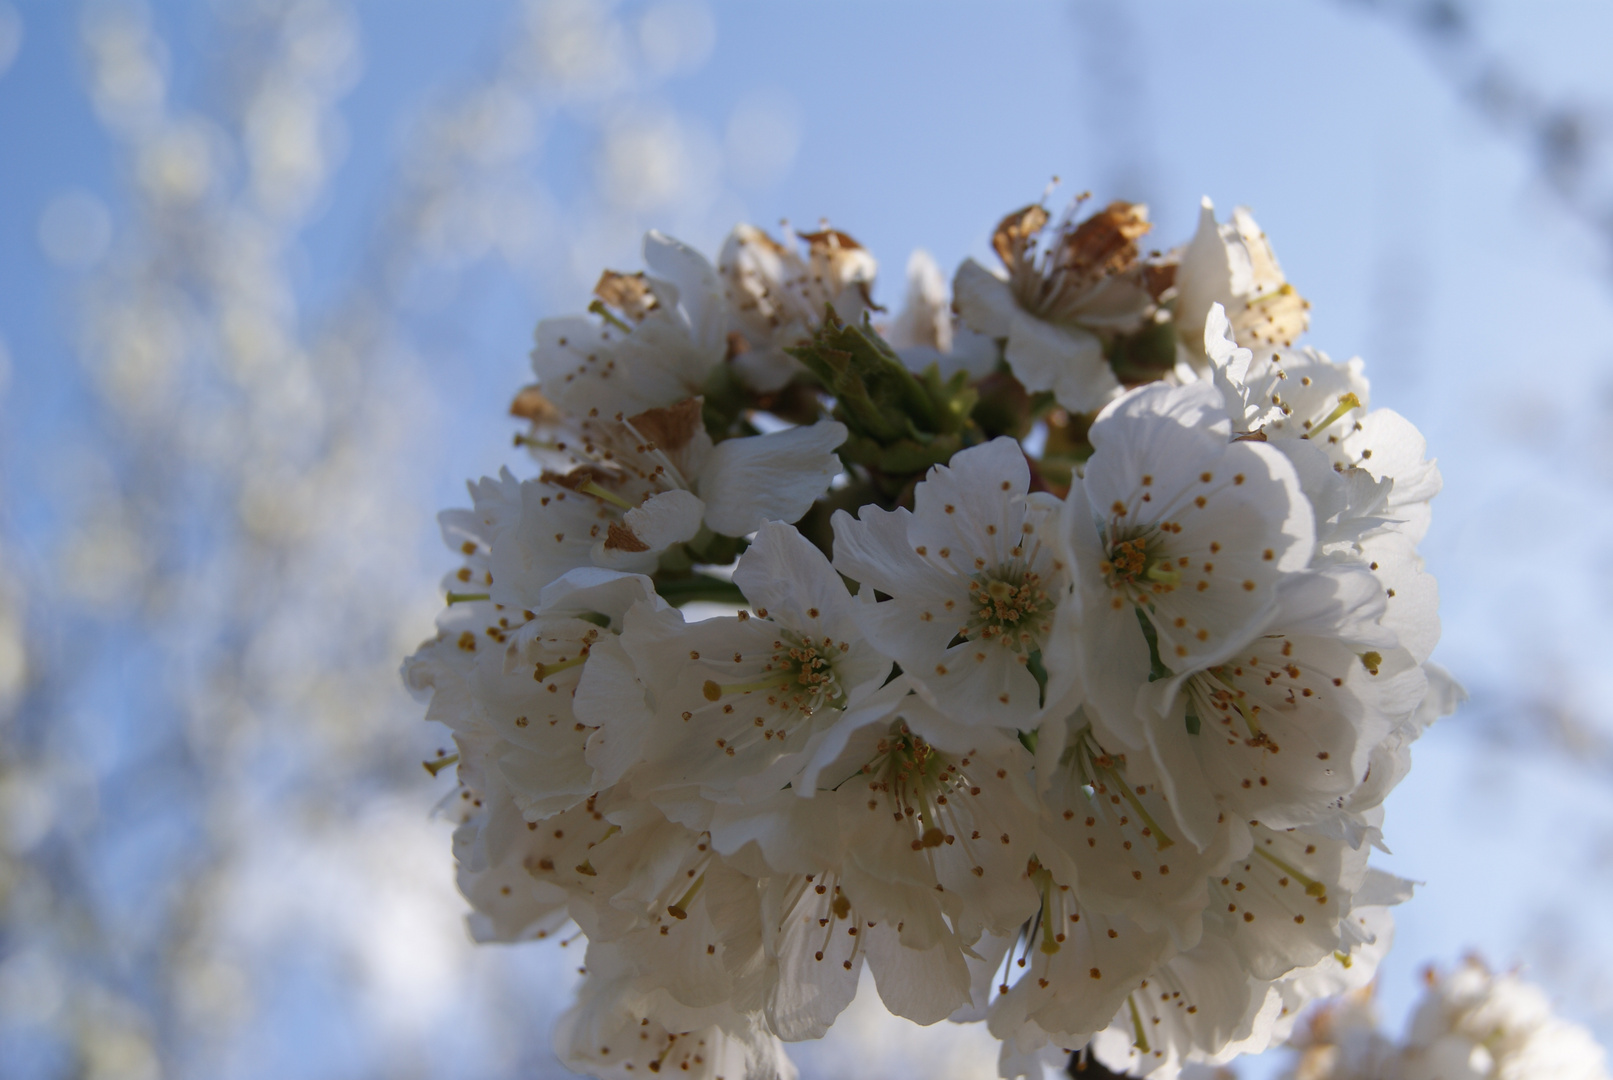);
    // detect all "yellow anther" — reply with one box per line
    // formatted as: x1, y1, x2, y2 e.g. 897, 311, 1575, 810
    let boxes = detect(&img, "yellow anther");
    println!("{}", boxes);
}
1109, 540, 1147, 580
